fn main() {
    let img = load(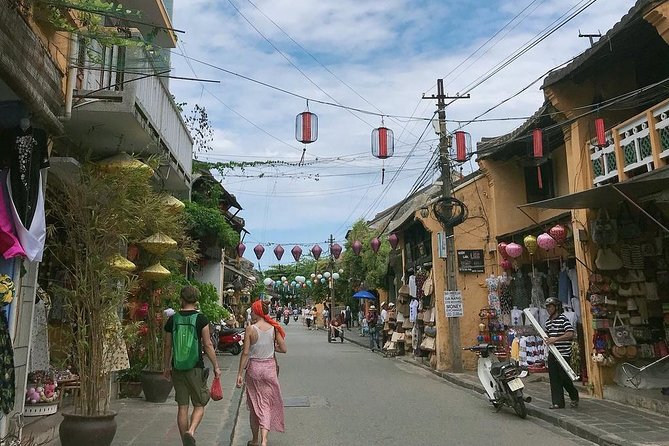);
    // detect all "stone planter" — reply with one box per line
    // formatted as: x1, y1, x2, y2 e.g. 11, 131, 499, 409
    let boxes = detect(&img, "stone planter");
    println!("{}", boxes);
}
119, 381, 143, 398
59, 411, 117, 446
140, 371, 173, 403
